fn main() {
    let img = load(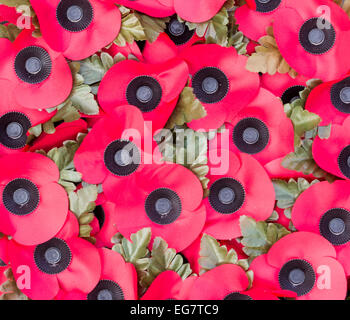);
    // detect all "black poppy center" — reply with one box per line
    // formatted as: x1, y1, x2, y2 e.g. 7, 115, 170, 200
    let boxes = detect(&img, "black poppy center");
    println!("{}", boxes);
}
279, 259, 316, 296
126, 76, 162, 113
281, 85, 306, 105
87, 280, 125, 300
331, 77, 350, 113
165, 16, 195, 45
145, 188, 182, 225
319, 208, 350, 245
2, 179, 40, 216
209, 178, 245, 214
94, 205, 105, 229
338, 145, 350, 179
192, 67, 229, 104
56, 0, 93, 32
224, 292, 253, 300
233, 118, 270, 154
104, 140, 141, 176
299, 18, 336, 55
0, 112, 31, 150
255, 0, 281, 13
15, 46, 52, 84
34, 238, 71, 275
